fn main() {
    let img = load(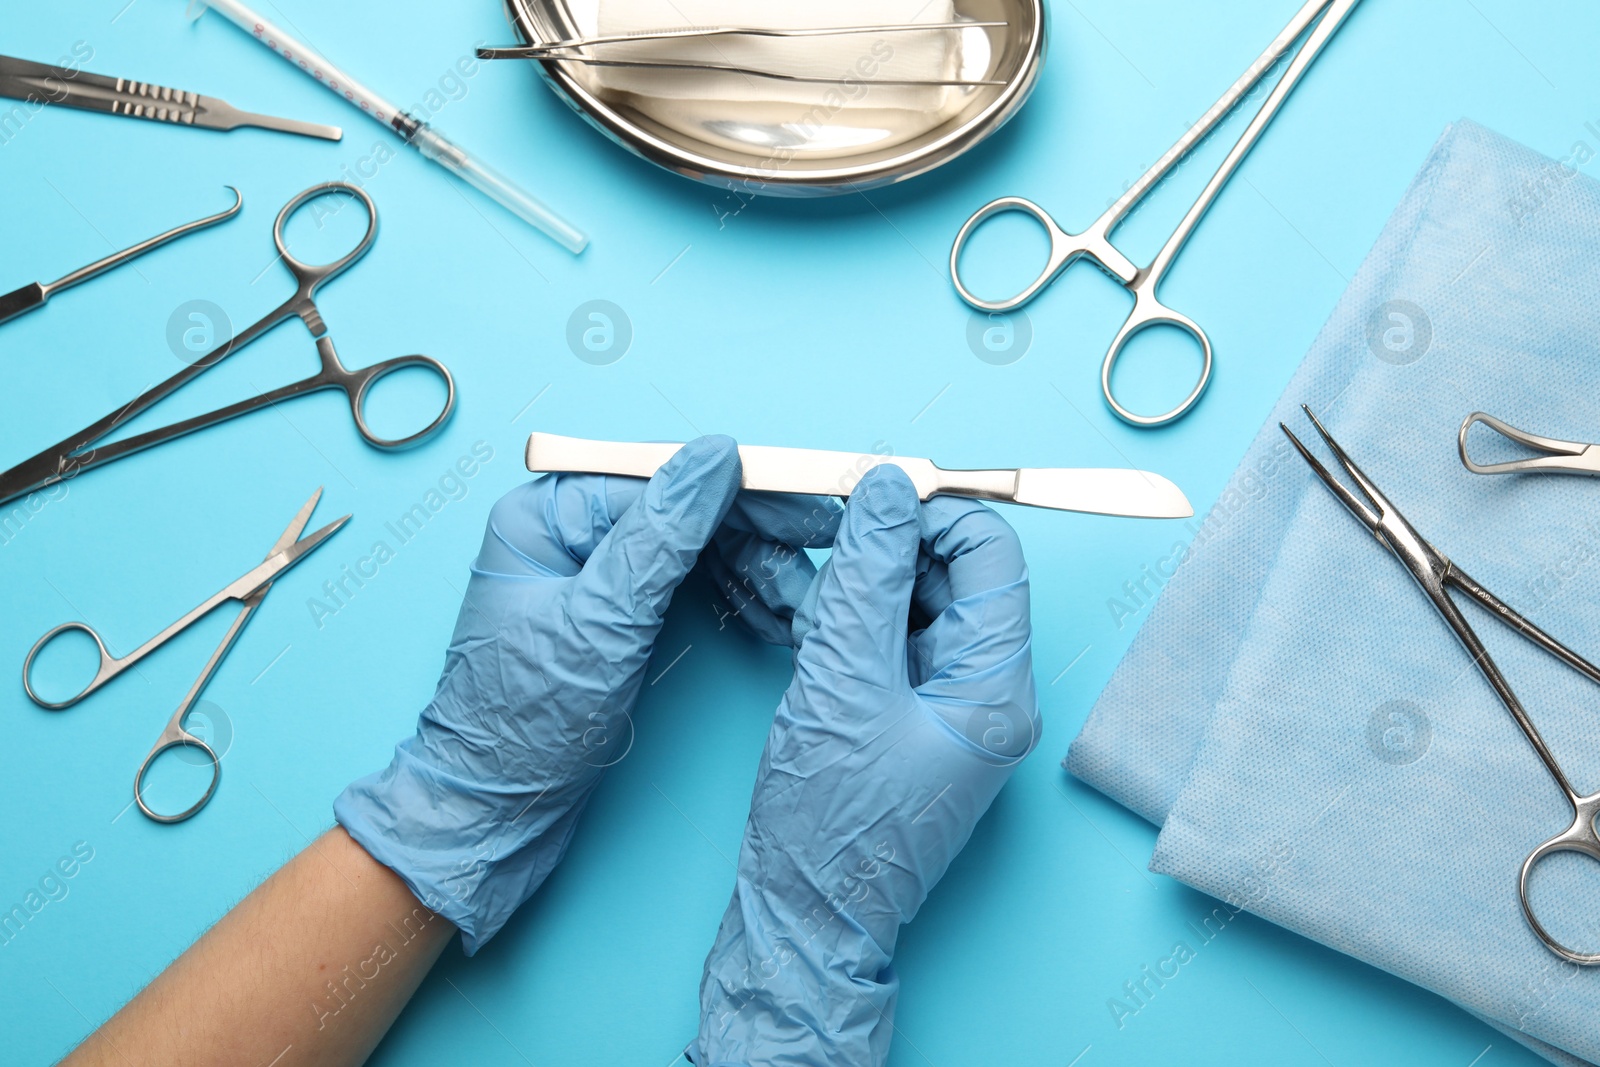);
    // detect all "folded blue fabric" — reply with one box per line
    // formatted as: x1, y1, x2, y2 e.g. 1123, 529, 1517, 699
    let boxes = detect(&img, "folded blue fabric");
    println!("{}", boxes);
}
1068, 120, 1600, 1066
